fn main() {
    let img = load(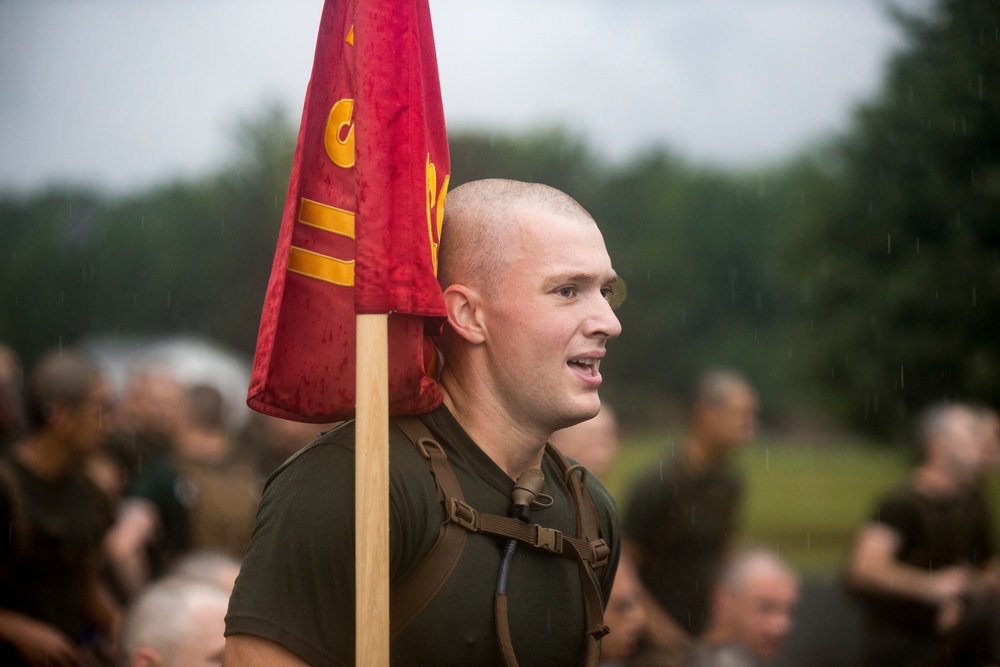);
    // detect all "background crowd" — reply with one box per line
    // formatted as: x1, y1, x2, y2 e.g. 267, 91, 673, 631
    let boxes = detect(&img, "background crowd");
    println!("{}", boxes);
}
0, 339, 995, 666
